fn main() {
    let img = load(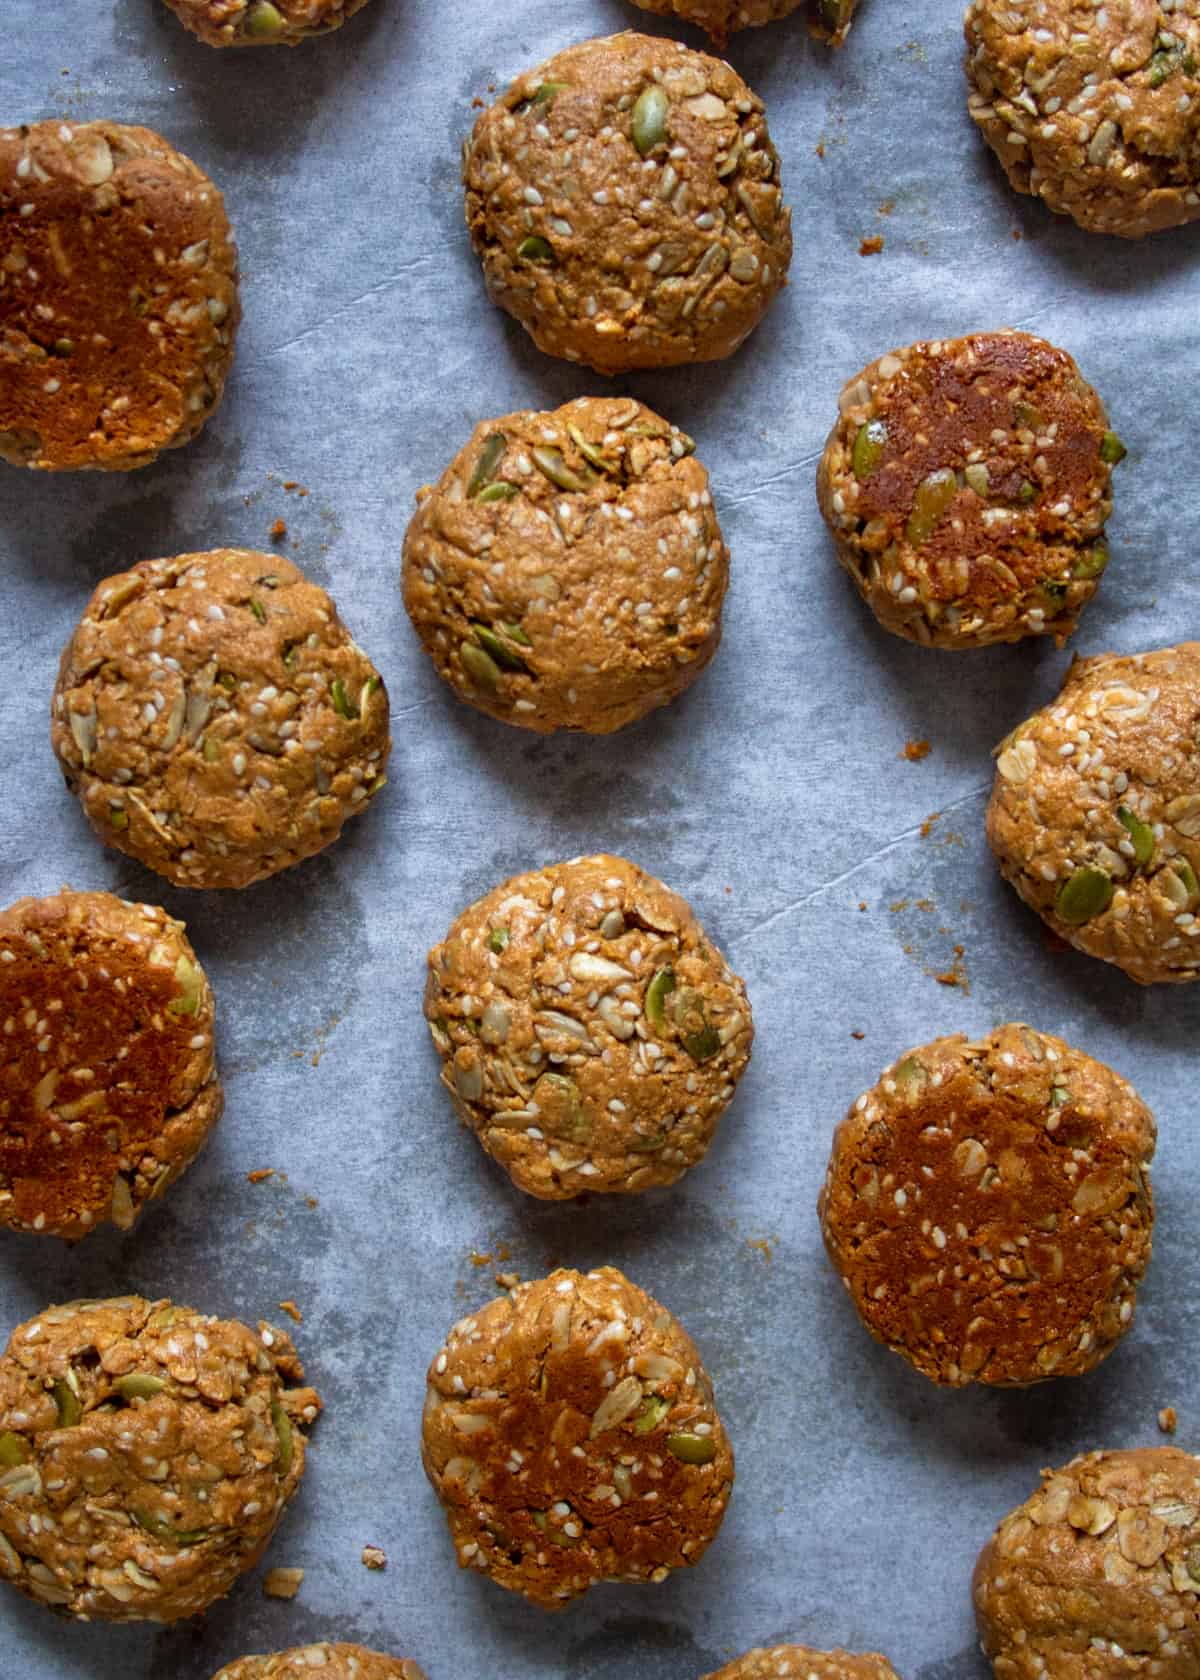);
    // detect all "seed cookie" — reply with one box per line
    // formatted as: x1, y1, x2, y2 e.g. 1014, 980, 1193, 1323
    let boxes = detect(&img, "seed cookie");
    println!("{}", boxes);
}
163, 0, 373, 46
819, 1025, 1156, 1387
463, 32, 792, 373
213, 1648, 427, 1680
0, 1296, 320, 1622
424, 854, 753, 1198
51, 549, 390, 891
402, 397, 728, 734
988, 643, 1200, 985
0, 121, 238, 471
622, 0, 858, 48
965, 0, 1200, 238
0, 889, 222, 1239
421, 1266, 734, 1609
702, 1648, 901, 1680
817, 331, 1122, 648
974, 1448, 1200, 1679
